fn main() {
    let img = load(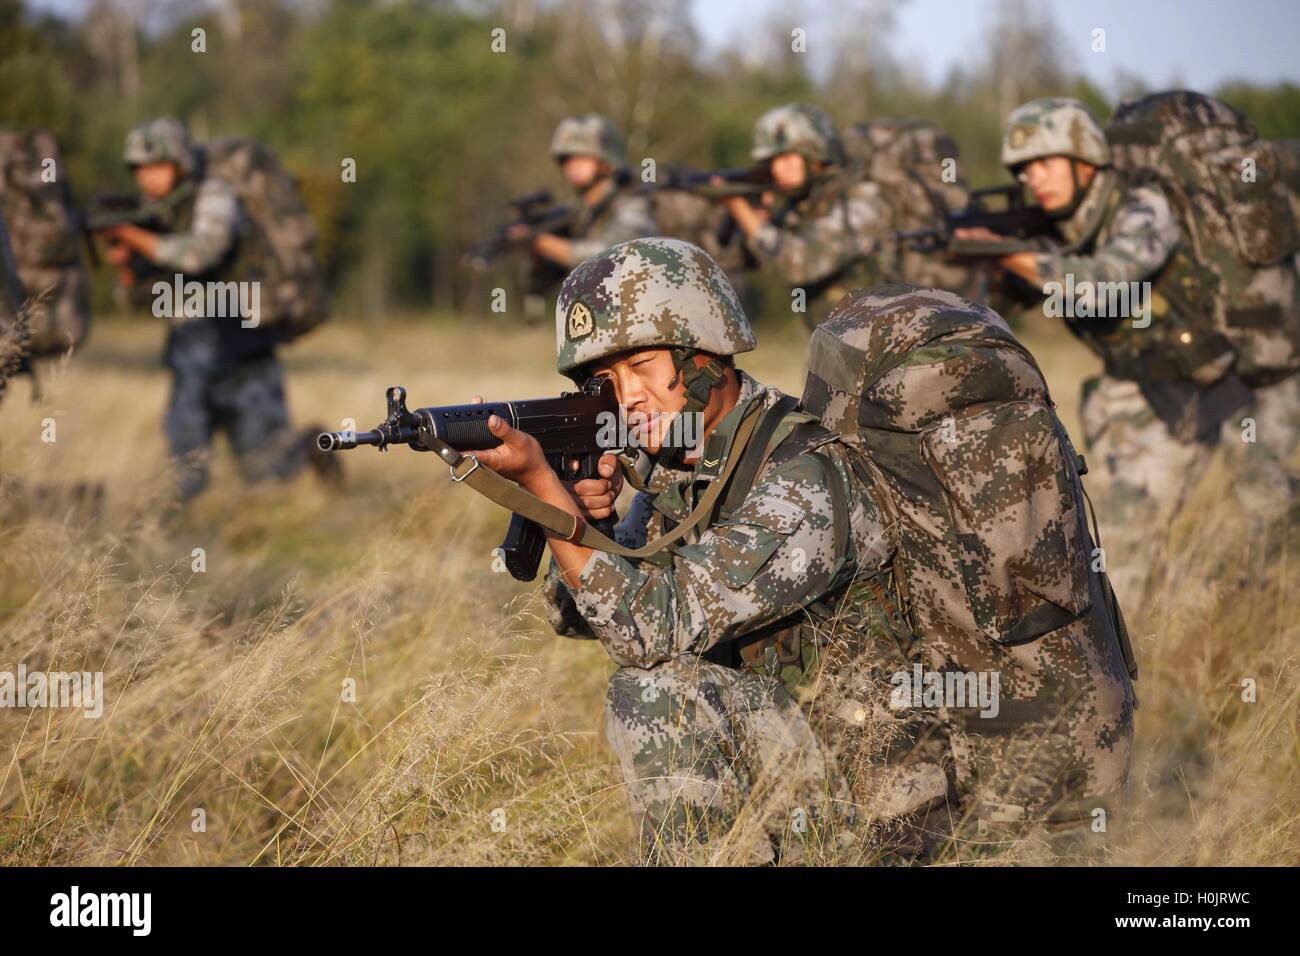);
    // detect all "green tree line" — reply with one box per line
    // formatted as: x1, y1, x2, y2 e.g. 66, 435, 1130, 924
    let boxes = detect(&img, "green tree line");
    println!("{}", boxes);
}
4, 0, 1298, 315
